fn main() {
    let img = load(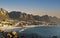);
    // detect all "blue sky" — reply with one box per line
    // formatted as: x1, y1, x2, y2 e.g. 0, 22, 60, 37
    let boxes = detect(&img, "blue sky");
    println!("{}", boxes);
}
0, 0, 60, 17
